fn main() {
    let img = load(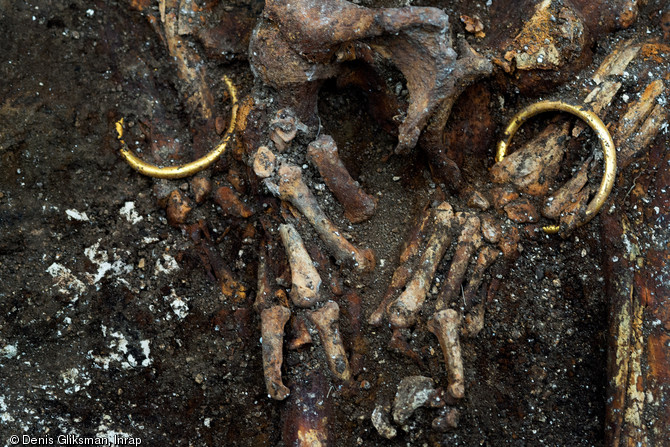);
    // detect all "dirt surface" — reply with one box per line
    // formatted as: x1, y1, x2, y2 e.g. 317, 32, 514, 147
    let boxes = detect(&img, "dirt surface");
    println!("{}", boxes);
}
1, 1, 668, 446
